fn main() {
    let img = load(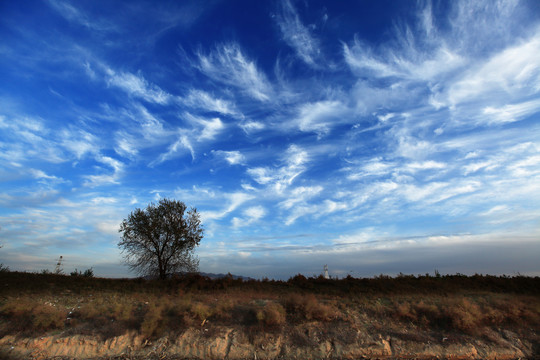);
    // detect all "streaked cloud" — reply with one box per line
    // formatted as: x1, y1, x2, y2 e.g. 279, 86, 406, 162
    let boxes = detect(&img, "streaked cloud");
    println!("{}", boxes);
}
106, 70, 171, 104
276, 0, 321, 67
212, 150, 246, 165
196, 43, 274, 102
247, 144, 308, 194
182, 89, 242, 118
